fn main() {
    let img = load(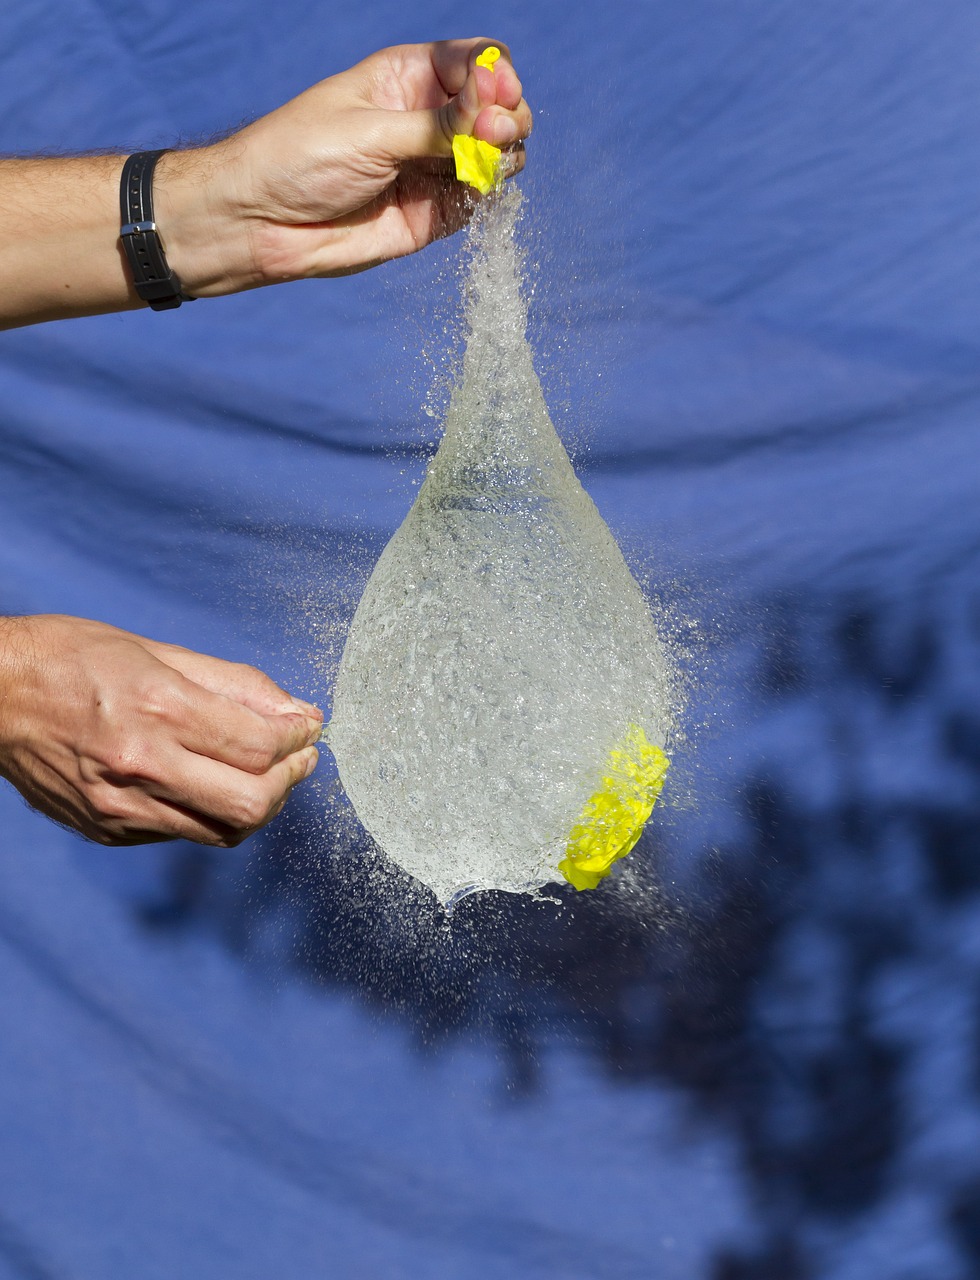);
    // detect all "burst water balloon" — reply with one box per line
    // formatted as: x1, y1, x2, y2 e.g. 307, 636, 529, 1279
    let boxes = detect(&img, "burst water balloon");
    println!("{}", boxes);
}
327, 126, 675, 906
